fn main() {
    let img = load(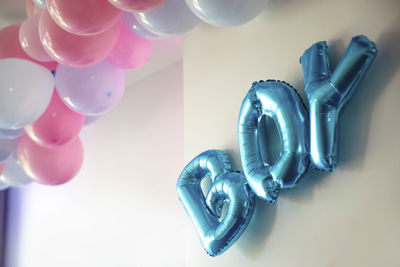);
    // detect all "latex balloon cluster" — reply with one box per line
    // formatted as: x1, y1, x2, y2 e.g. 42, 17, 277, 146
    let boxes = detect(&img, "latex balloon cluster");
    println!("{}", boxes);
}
0, 0, 270, 190
177, 36, 377, 256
